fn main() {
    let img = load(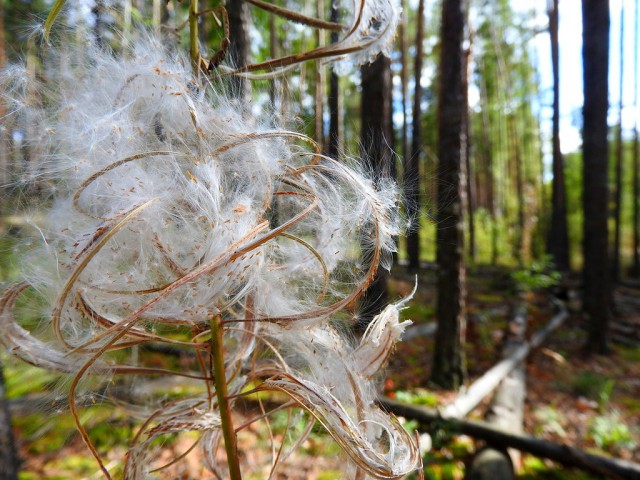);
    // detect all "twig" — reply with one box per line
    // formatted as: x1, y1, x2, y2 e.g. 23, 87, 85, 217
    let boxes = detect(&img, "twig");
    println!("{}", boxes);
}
379, 398, 640, 480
